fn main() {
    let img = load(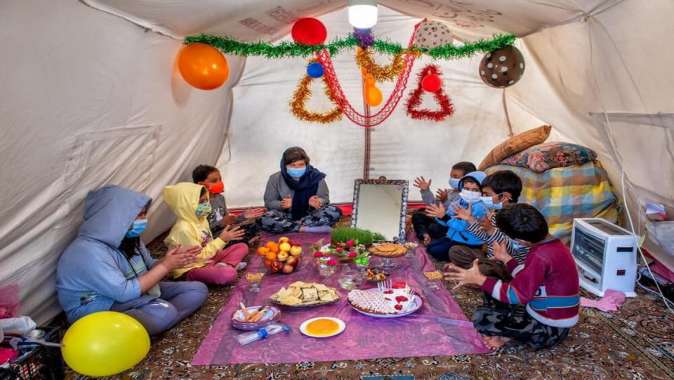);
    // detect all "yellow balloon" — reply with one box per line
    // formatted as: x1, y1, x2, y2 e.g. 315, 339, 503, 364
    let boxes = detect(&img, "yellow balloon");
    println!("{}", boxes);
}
61, 311, 150, 377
